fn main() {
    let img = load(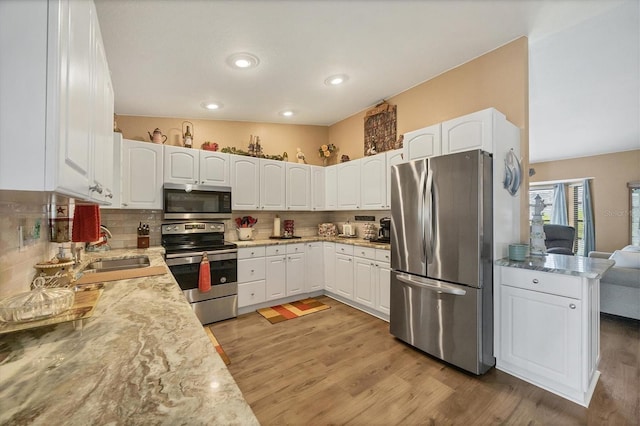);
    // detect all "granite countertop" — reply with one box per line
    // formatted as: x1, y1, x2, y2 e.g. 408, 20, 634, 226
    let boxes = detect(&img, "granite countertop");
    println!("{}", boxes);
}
0, 247, 258, 425
235, 236, 391, 250
496, 253, 615, 279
